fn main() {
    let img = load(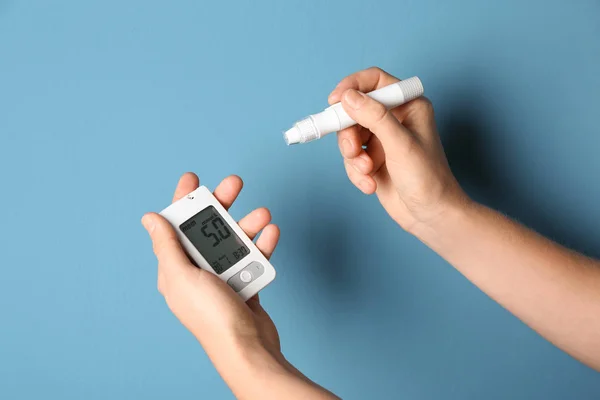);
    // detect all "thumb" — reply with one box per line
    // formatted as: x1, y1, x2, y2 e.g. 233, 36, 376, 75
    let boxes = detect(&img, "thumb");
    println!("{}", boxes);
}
341, 89, 414, 152
141, 212, 192, 268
